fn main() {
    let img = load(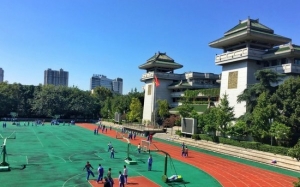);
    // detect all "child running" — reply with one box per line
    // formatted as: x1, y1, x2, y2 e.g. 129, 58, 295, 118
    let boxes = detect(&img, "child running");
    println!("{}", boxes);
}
83, 161, 95, 180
